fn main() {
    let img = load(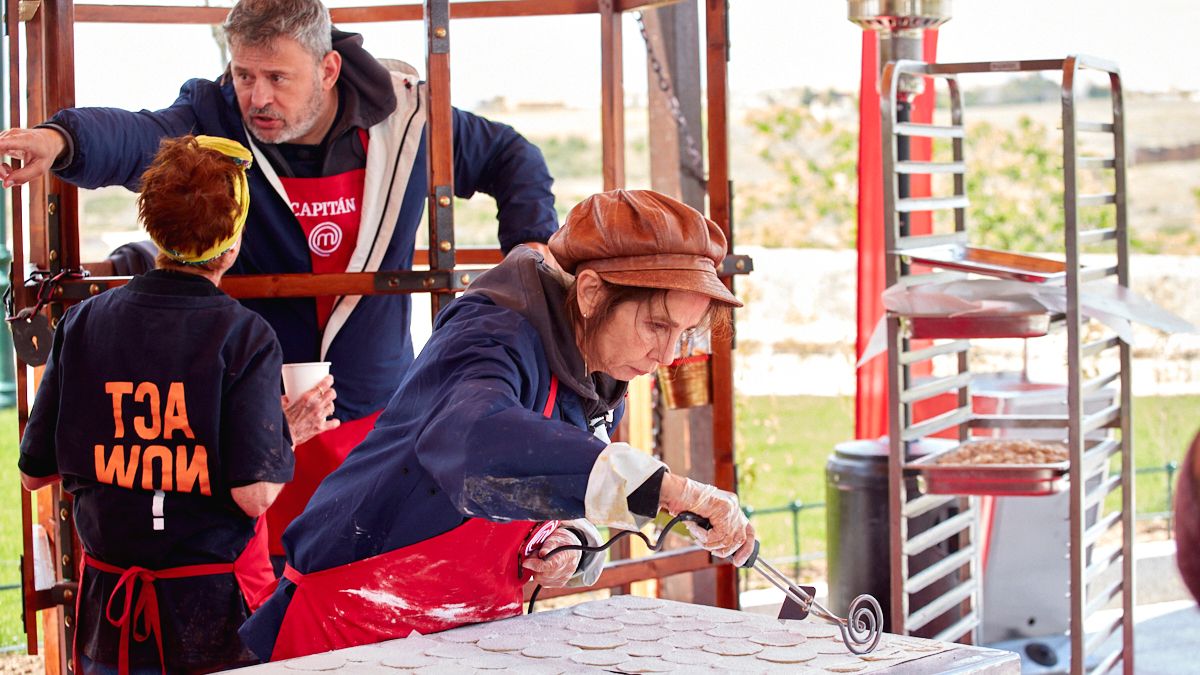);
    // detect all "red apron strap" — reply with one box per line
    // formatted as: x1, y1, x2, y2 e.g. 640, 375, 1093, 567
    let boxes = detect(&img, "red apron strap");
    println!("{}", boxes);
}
86, 556, 234, 675
541, 375, 559, 419
282, 562, 305, 585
